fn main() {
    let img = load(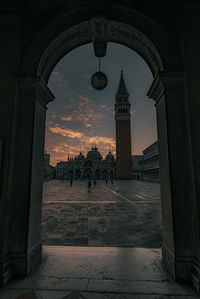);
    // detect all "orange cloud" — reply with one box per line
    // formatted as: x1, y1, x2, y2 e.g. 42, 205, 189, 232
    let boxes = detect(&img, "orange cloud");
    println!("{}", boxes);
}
47, 124, 116, 165
78, 95, 89, 102
46, 94, 117, 165
46, 121, 53, 125
53, 145, 66, 153
49, 126, 84, 139
51, 71, 69, 84
87, 113, 104, 120
57, 79, 69, 84
88, 136, 115, 148
65, 103, 75, 109
63, 96, 106, 124
49, 111, 58, 119
61, 116, 73, 121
